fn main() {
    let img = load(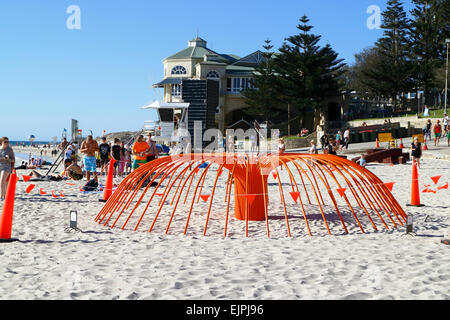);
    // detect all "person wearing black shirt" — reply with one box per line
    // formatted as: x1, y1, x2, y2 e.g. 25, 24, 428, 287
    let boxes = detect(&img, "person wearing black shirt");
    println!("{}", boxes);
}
98, 137, 111, 176
320, 134, 329, 151
111, 138, 122, 177
410, 137, 422, 169
327, 137, 338, 155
